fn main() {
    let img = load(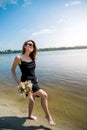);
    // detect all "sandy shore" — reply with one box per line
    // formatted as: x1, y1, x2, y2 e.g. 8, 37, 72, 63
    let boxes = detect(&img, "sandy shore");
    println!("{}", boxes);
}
0, 81, 87, 130
0, 101, 58, 130
0, 82, 58, 130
